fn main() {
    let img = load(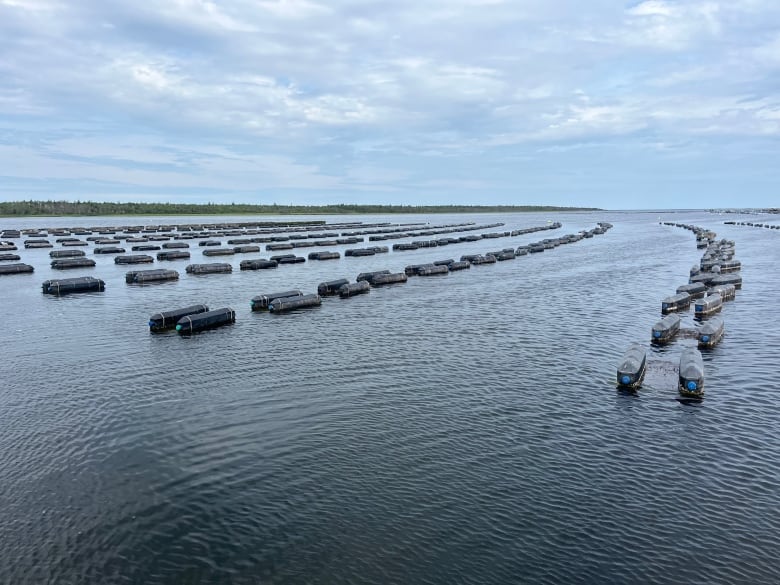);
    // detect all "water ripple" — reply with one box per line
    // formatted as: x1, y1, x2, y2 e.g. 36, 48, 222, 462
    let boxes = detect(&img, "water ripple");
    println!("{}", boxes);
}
1, 211, 779, 584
